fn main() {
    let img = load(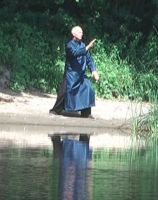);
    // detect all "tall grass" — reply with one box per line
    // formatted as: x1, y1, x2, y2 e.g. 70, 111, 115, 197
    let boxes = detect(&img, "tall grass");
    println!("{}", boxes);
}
134, 98, 158, 139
